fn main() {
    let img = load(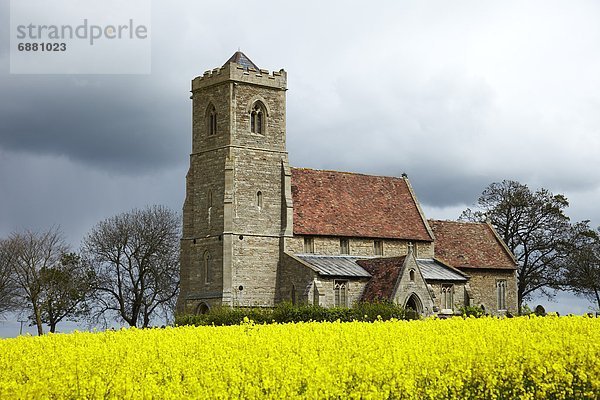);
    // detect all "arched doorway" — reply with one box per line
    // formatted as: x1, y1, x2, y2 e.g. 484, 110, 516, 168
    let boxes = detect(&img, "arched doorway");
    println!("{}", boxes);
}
405, 293, 423, 315
196, 302, 210, 315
